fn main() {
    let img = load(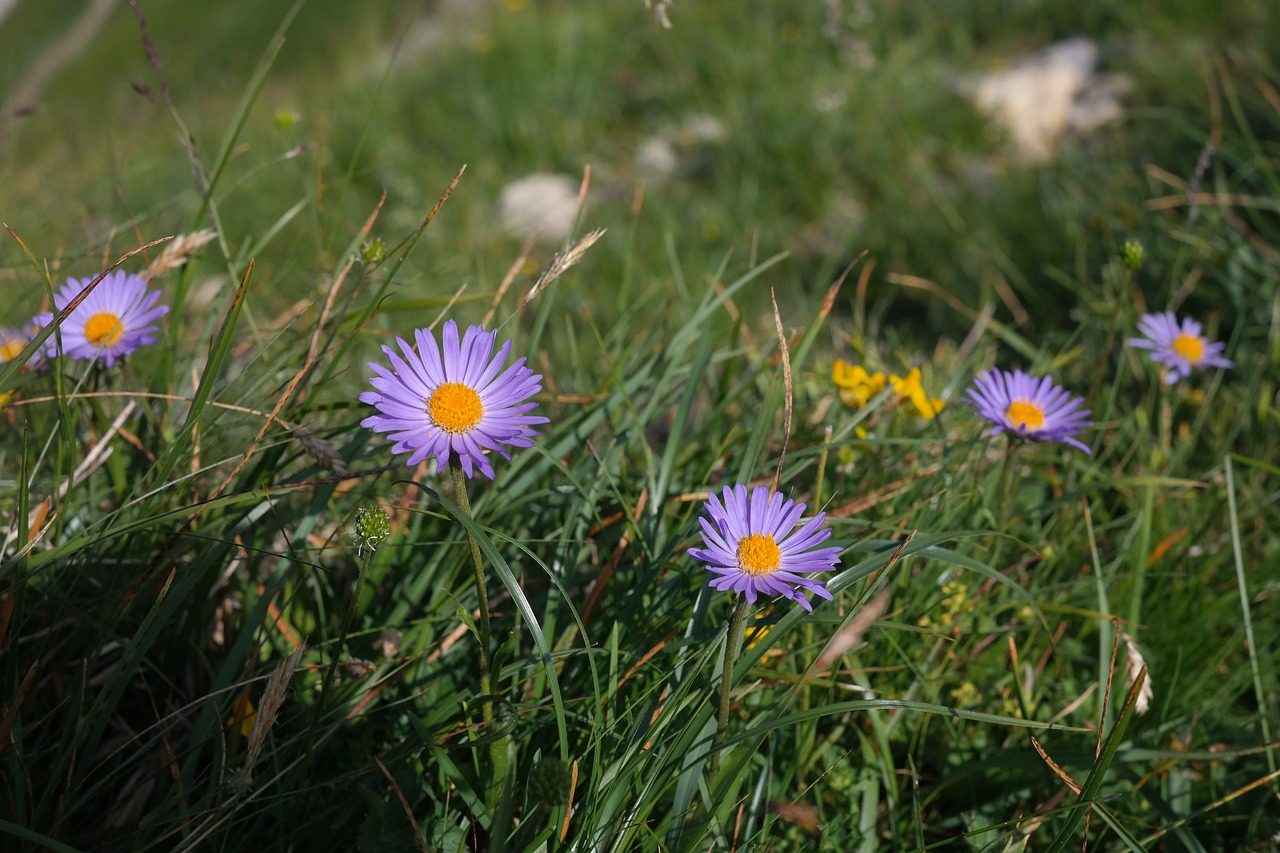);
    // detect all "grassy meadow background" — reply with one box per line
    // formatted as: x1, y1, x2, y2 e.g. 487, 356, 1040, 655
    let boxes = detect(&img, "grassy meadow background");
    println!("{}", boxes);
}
2, 0, 1278, 850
